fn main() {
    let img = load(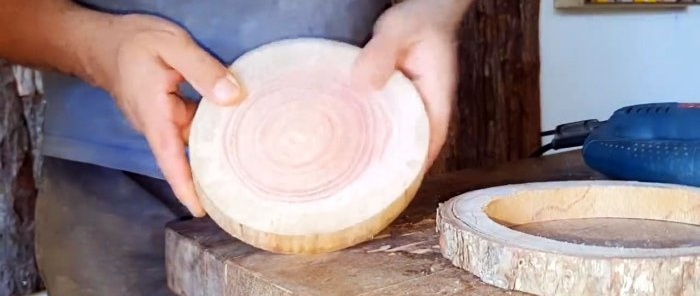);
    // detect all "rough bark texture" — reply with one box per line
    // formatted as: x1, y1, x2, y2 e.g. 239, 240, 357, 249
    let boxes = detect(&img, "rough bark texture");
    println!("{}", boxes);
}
429, 0, 542, 174
0, 61, 45, 296
437, 181, 700, 296
438, 211, 700, 296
